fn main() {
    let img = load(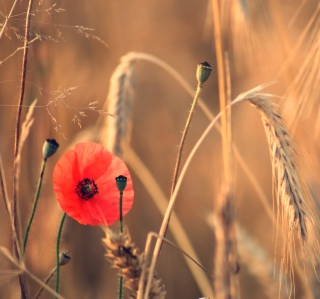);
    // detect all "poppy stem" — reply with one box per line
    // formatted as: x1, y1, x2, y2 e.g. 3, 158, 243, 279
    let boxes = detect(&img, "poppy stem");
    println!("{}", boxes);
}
170, 83, 203, 197
118, 190, 124, 299
56, 213, 67, 297
119, 190, 123, 234
23, 158, 47, 254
